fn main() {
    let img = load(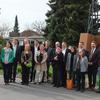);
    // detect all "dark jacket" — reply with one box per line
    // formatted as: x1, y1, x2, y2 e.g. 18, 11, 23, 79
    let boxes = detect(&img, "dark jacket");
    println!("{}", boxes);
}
14, 45, 20, 62
54, 52, 63, 69
89, 49, 98, 69
63, 49, 70, 67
